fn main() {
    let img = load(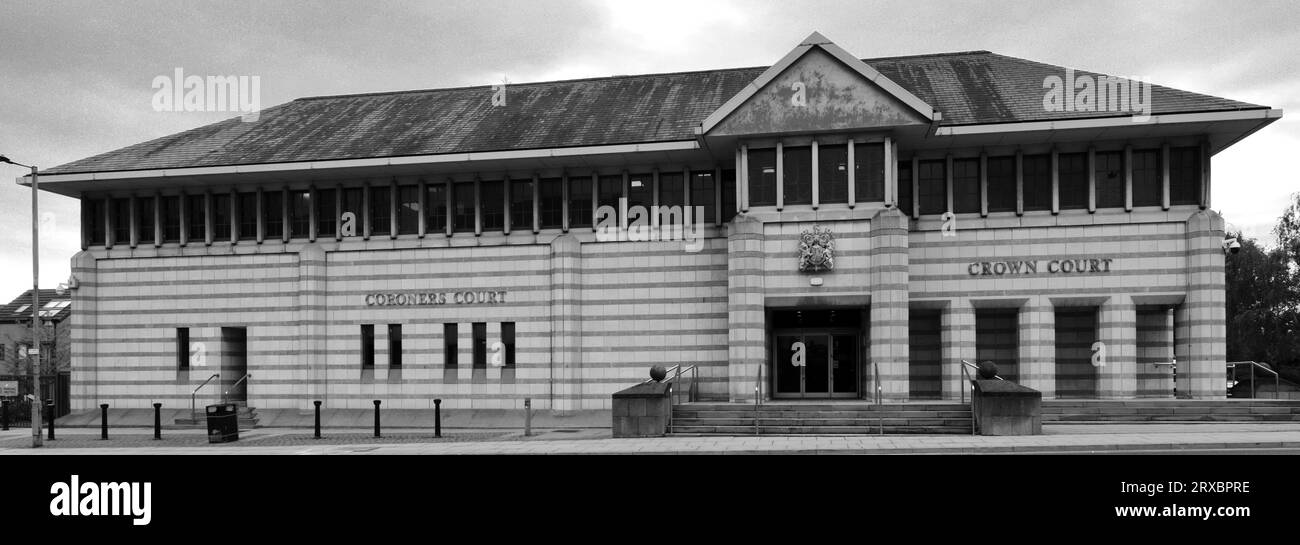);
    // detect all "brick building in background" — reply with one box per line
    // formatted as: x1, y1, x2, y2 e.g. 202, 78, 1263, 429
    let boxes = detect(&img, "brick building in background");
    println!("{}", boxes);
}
17, 33, 1279, 415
